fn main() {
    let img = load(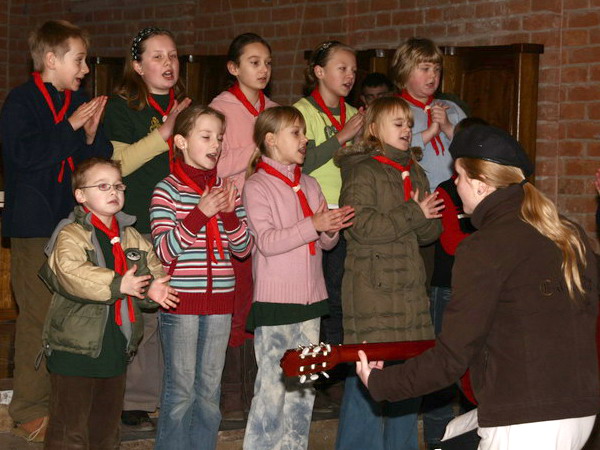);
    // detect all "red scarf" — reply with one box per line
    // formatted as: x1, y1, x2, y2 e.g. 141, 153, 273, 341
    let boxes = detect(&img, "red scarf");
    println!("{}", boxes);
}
256, 161, 316, 255
372, 155, 413, 202
400, 90, 444, 155
228, 82, 265, 117
171, 159, 224, 265
147, 89, 175, 171
310, 88, 346, 132
32, 72, 74, 182
87, 211, 135, 326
